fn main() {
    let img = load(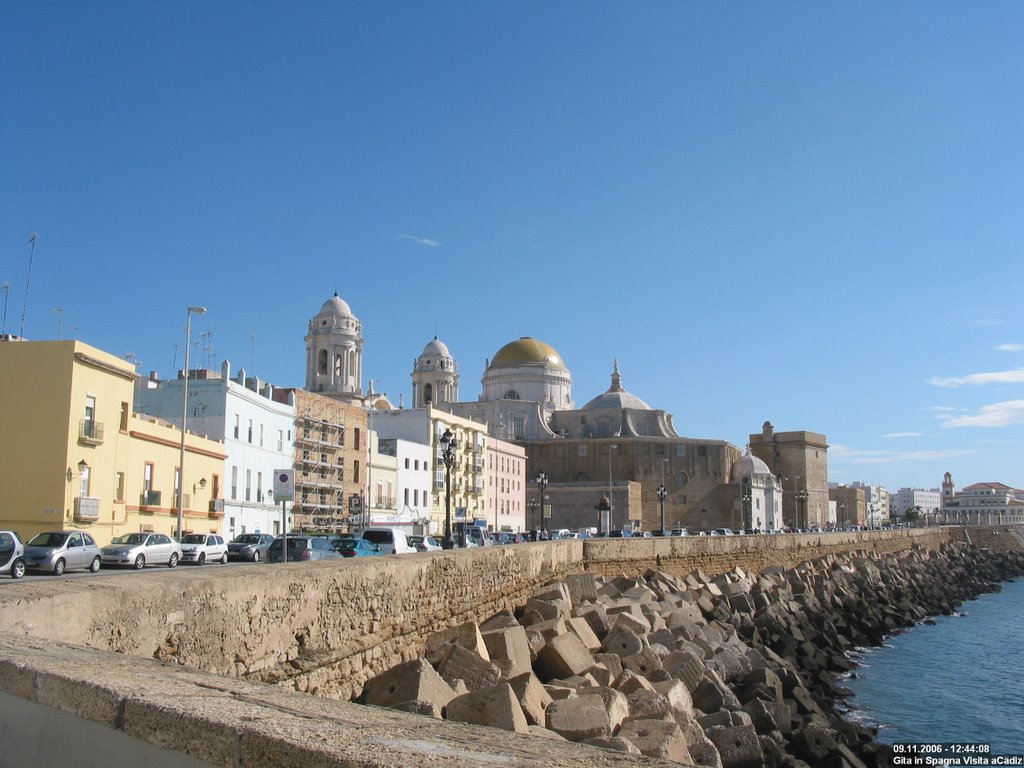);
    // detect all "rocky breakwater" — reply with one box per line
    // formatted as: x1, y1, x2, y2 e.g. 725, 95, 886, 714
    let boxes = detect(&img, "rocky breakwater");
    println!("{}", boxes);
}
357, 542, 1024, 768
